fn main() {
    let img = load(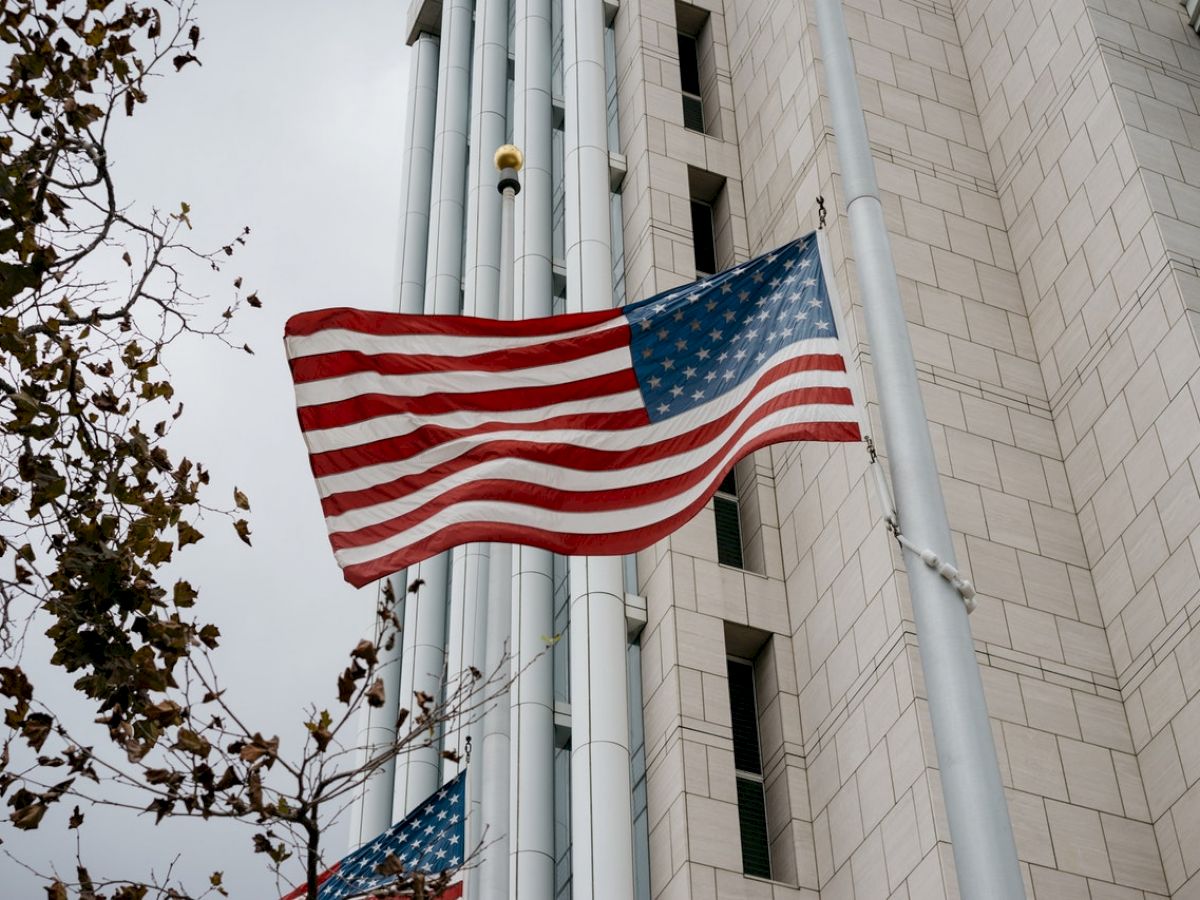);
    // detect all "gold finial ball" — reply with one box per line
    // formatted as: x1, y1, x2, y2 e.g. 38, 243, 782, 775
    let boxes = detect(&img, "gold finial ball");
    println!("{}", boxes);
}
494, 144, 523, 172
